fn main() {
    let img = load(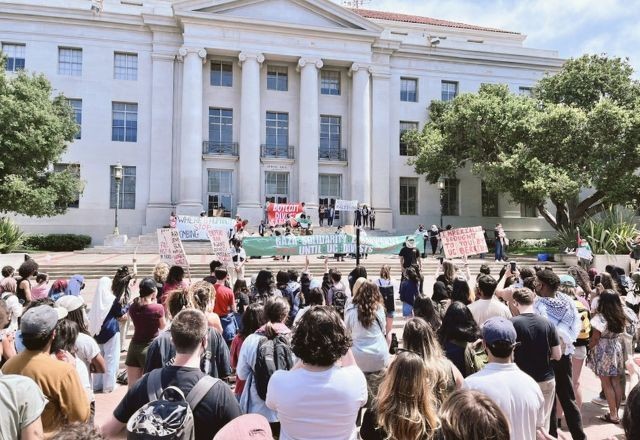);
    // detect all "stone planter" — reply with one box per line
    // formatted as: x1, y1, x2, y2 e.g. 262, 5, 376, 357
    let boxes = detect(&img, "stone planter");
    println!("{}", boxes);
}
554, 254, 578, 267
591, 254, 633, 273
